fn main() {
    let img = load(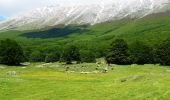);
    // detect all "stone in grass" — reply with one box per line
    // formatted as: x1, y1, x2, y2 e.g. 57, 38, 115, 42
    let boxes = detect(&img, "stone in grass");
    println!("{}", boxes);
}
7, 71, 17, 75
80, 71, 98, 74
36, 65, 44, 68
0, 66, 5, 69
131, 64, 137, 67
166, 70, 170, 73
